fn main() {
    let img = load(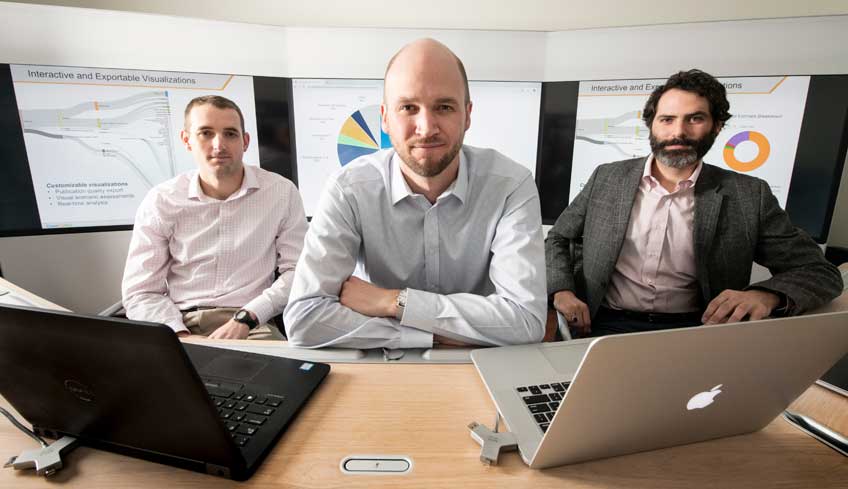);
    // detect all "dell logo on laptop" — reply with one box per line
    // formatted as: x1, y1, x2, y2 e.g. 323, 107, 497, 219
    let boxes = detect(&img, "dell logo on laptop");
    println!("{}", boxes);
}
686, 384, 723, 410
64, 379, 95, 402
